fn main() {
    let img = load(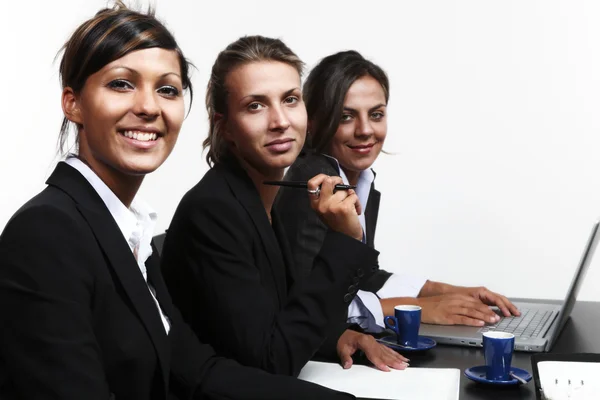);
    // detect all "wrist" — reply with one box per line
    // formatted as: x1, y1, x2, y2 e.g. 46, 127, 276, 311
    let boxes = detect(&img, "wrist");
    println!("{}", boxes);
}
352, 227, 364, 242
418, 280, 449, 297
380, 297, 420, 316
